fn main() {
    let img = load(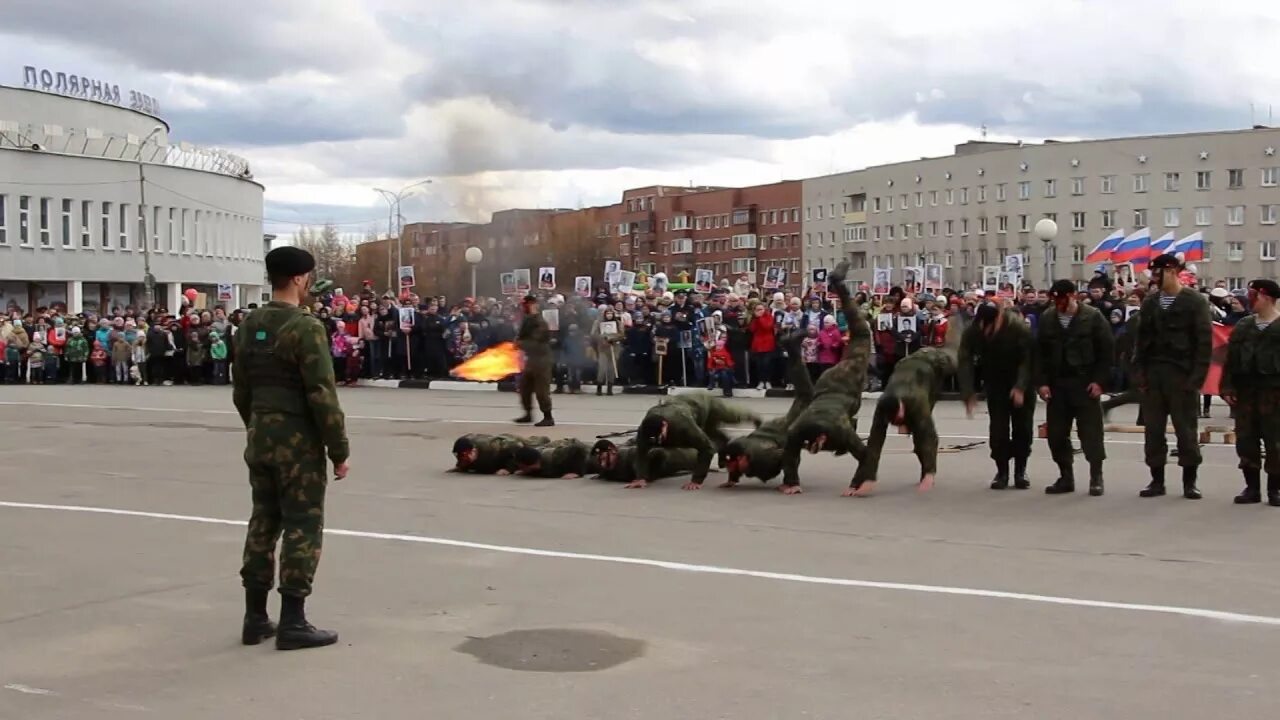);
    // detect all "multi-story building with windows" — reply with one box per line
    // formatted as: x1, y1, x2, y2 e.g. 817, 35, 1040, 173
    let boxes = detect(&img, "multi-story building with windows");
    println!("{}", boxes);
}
0, 84, 265, 313
803, 127, 1280, 291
